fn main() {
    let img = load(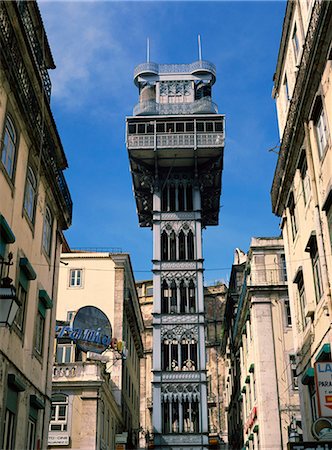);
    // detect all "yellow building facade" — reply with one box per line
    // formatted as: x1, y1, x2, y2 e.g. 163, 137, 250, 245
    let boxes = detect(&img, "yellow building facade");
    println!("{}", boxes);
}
50, 252, 144, 449
272, 0, 332, 440
0, 1, 72, 448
